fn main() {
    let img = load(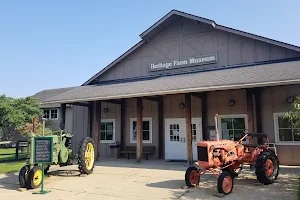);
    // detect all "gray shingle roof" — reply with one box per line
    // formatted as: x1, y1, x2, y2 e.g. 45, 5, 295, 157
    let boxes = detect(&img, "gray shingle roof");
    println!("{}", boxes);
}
42, 60, 300, 105
33, 87, 76, 108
